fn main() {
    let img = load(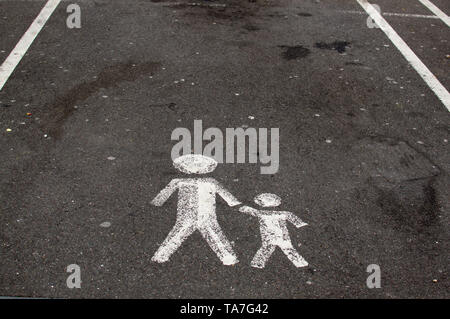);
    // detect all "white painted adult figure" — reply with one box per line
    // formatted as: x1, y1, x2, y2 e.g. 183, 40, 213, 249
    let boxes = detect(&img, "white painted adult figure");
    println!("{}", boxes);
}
239, 193, 308, 268
151, 154, 241, 265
